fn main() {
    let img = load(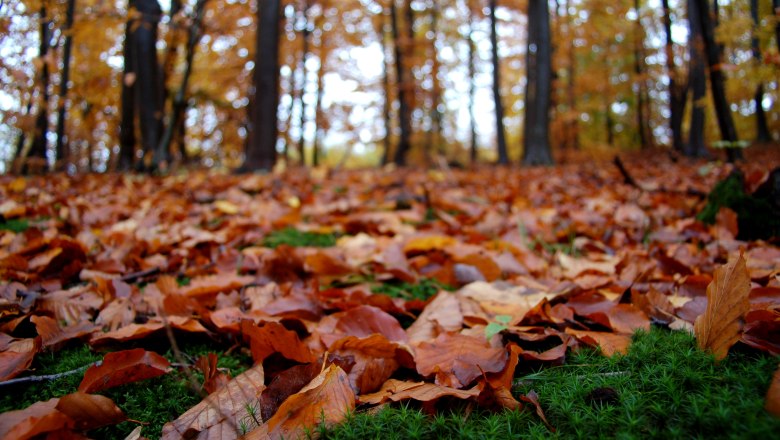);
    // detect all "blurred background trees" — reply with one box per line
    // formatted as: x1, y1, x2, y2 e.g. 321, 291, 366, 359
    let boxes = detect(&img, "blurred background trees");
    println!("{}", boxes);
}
0, 0, 778, 173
